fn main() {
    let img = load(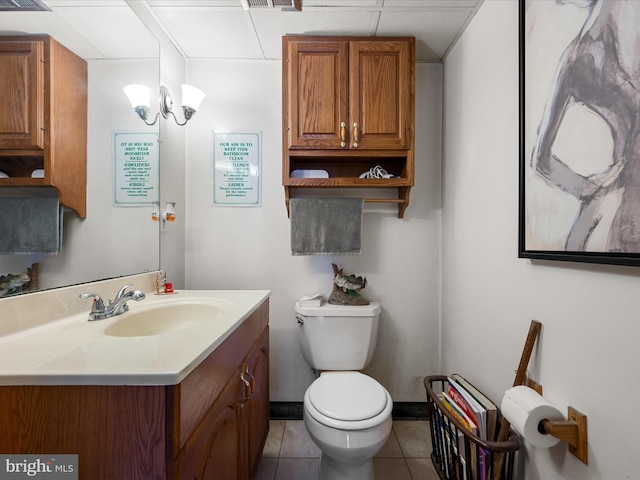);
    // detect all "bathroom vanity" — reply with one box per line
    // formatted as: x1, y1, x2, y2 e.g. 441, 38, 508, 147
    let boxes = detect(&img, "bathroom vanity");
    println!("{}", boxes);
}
0, 286, 269, 480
